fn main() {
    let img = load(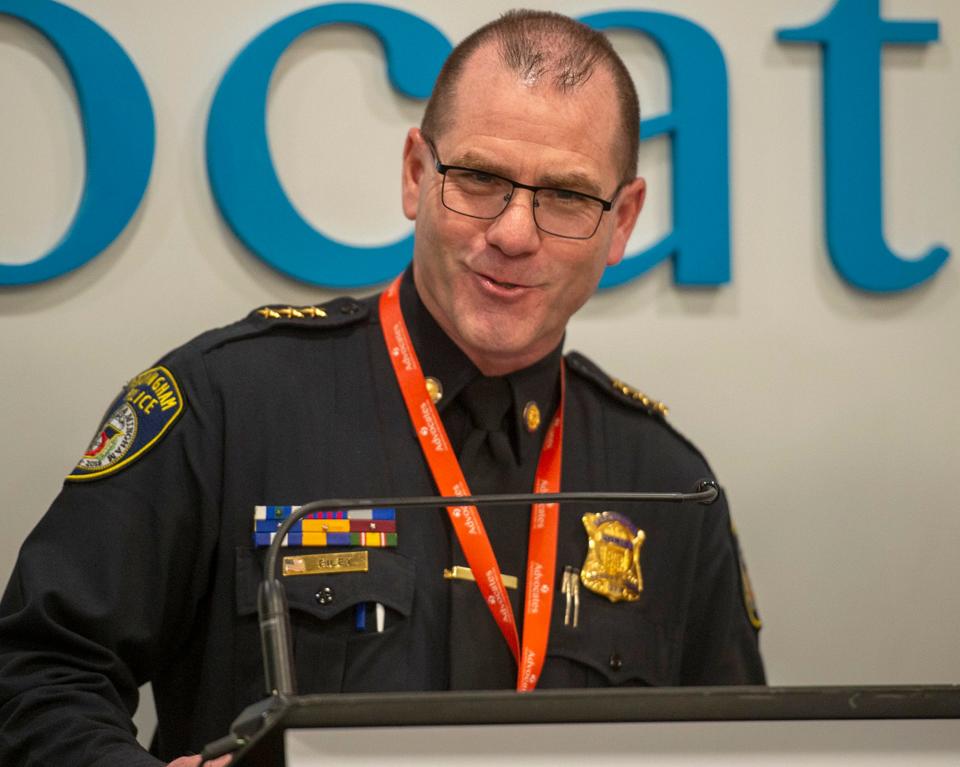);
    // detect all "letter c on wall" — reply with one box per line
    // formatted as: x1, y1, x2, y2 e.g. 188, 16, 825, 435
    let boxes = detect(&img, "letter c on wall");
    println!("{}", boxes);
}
206, 4, 451, 288
0, 0, 154, 285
